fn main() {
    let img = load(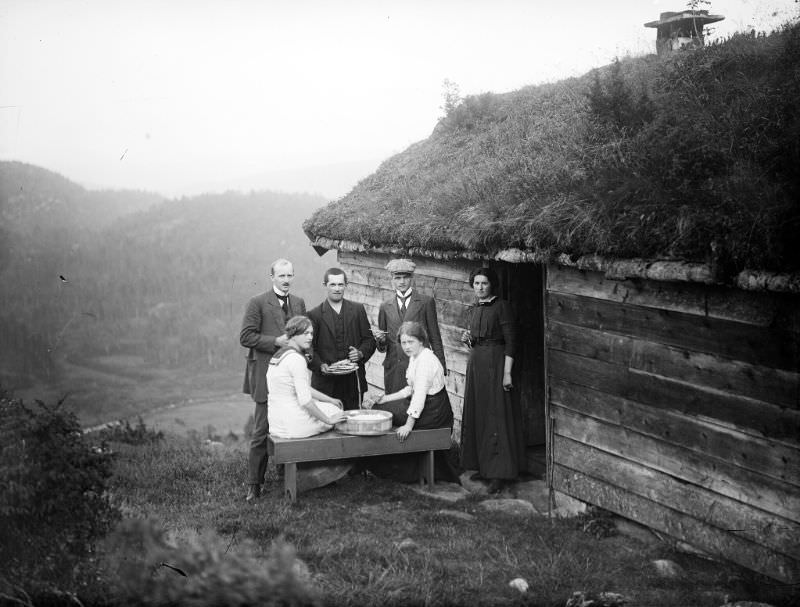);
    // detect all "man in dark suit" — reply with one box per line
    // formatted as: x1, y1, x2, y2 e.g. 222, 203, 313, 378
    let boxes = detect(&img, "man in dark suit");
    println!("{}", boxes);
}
376, 258, 447, 393
240, 258, 306, 501
308, 268, 376, 410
